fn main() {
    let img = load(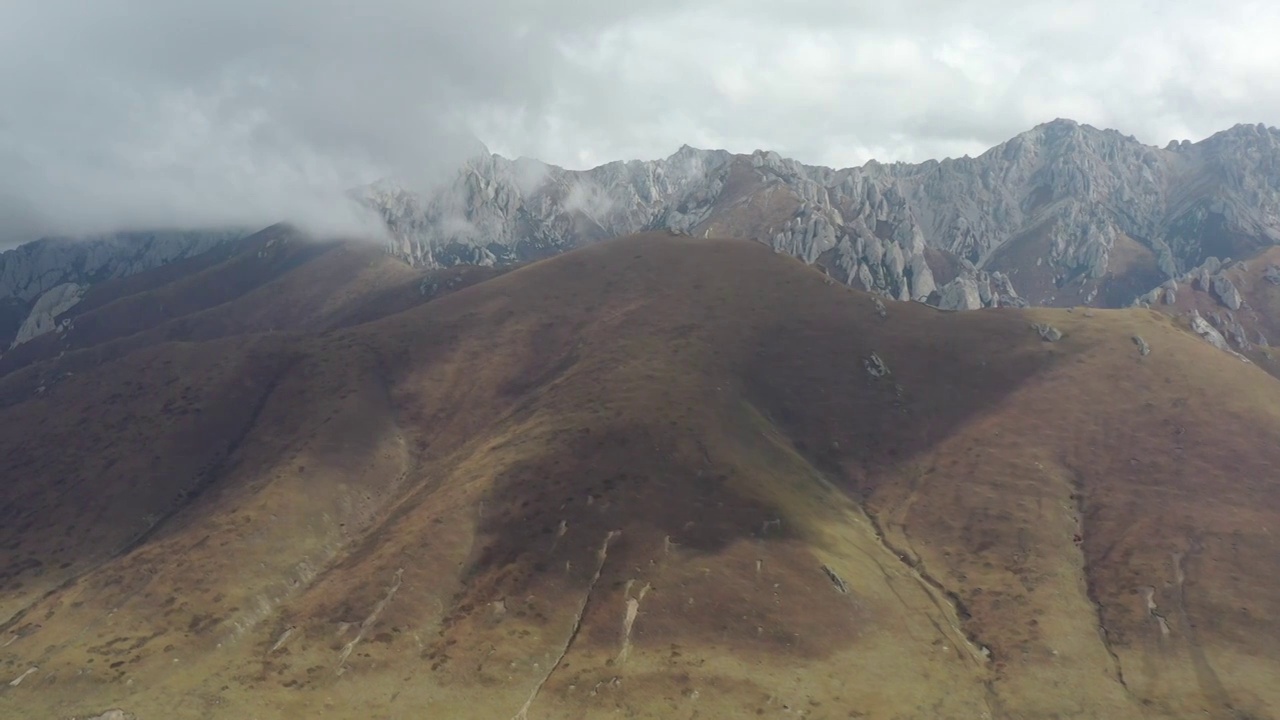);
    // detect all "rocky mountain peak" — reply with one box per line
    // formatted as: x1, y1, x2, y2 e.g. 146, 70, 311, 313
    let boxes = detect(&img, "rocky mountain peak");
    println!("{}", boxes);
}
10, 121, 1279, 353
353, 120, 1280, 315
1208, 122, 1280, 143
